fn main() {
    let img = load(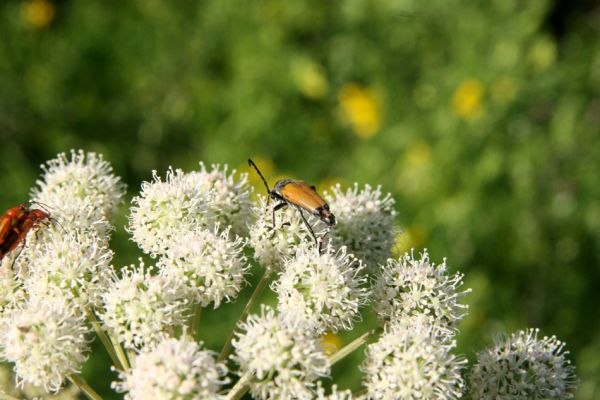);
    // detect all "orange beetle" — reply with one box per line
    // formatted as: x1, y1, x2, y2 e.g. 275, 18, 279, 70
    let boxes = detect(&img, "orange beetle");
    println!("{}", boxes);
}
0, 203, 51, 263
248, 159, 335, 251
